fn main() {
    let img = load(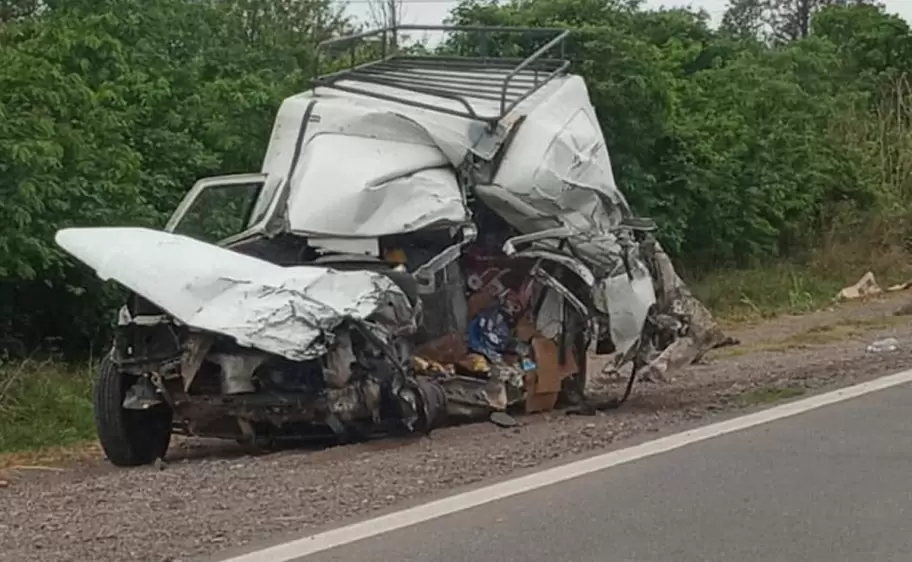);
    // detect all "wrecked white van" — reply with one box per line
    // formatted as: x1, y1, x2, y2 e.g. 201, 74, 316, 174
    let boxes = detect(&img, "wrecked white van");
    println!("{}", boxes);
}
56, 26, 731, 466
